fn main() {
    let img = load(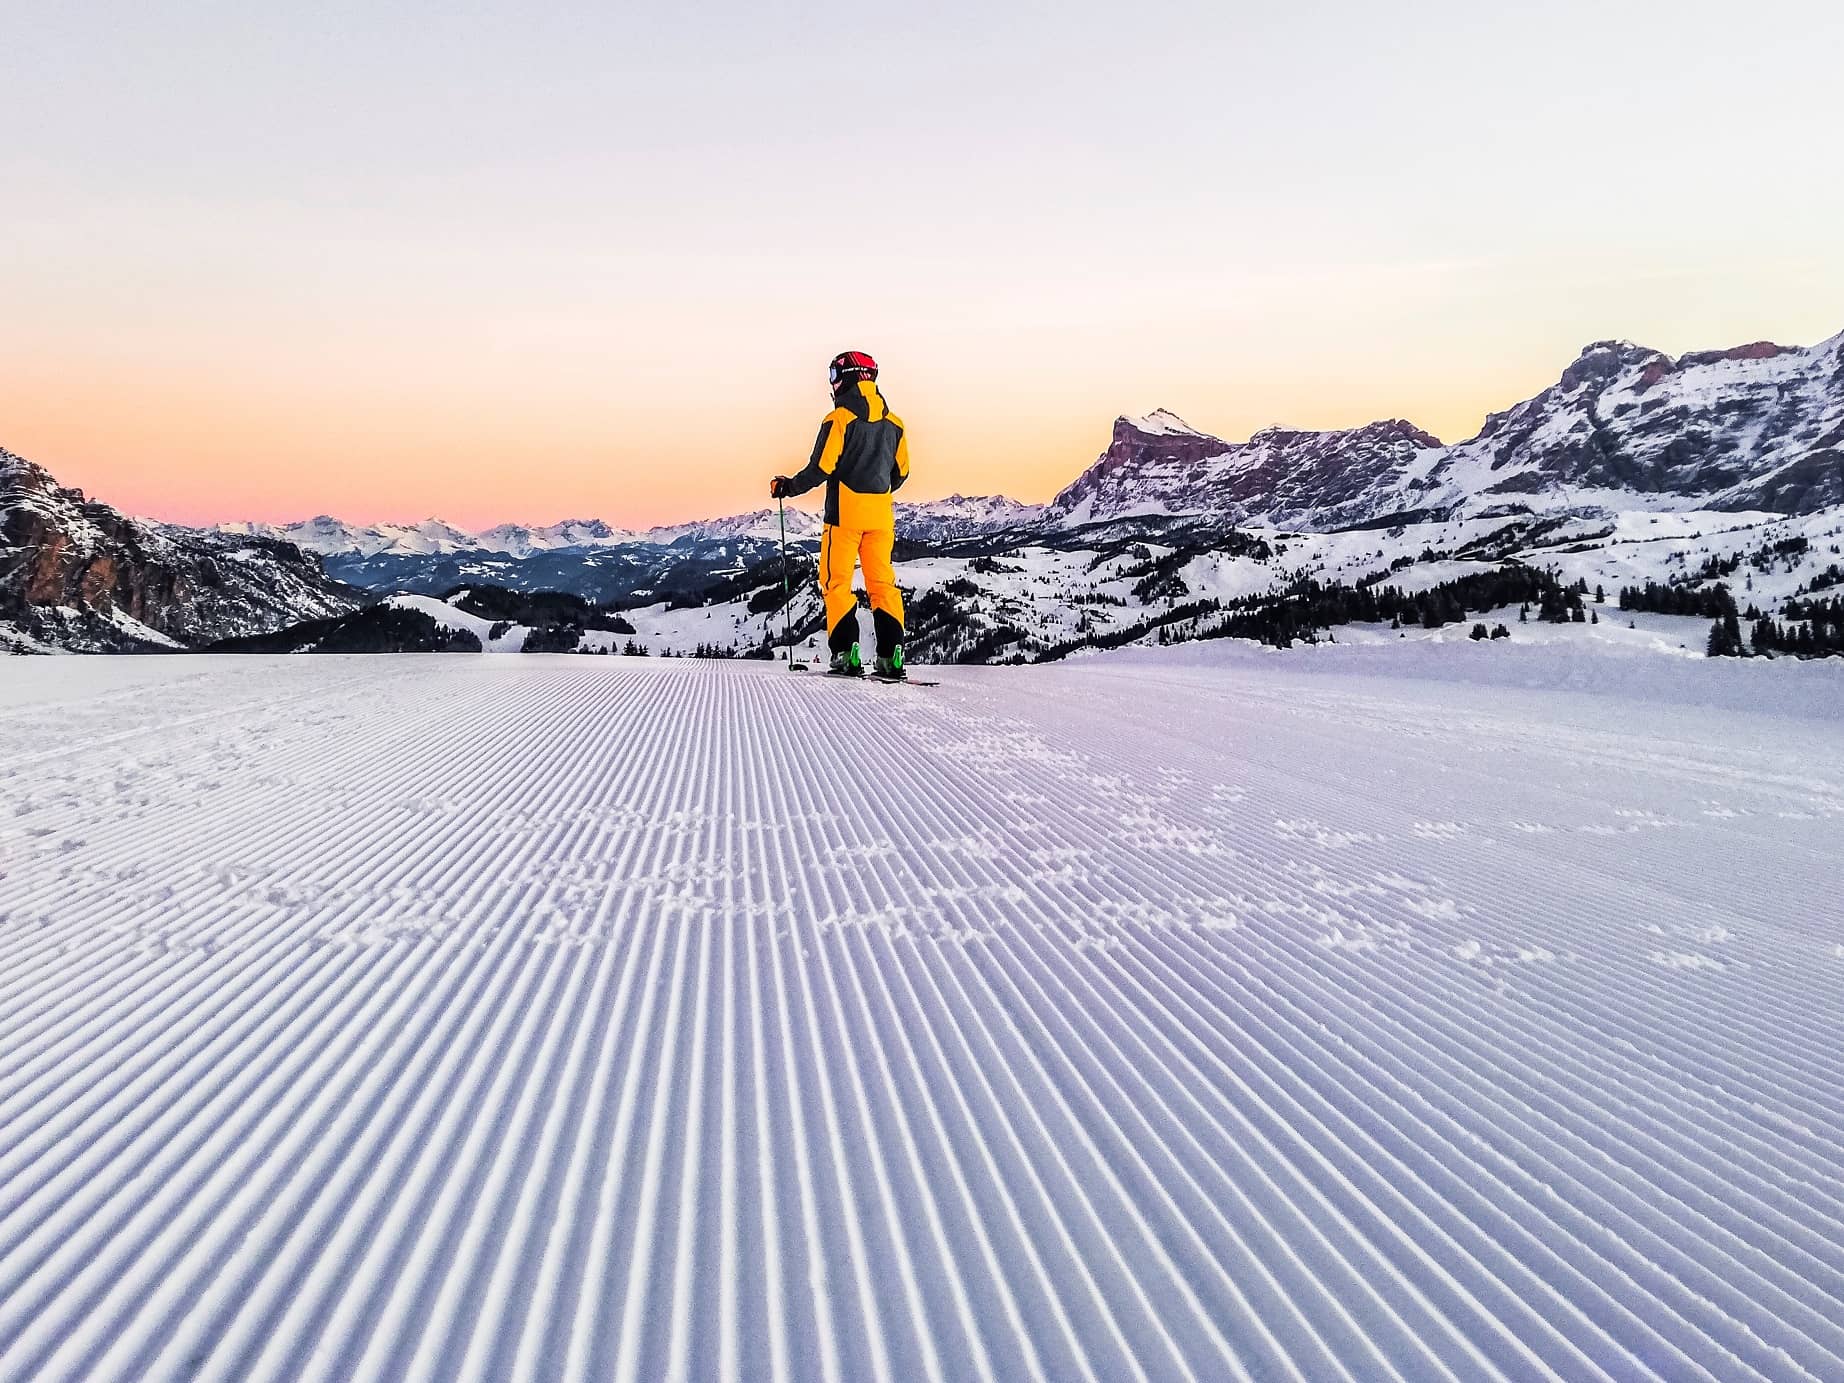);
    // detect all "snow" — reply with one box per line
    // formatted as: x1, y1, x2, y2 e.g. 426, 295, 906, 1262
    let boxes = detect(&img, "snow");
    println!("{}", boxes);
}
385, 594, 530, 651
642, 508, 823, 546
3, 653, 1842, 1380
1362, 559, 1503, 595
1122, 409, 1201, 437
221, 516, 487, 558
600, 500, 1844, 668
